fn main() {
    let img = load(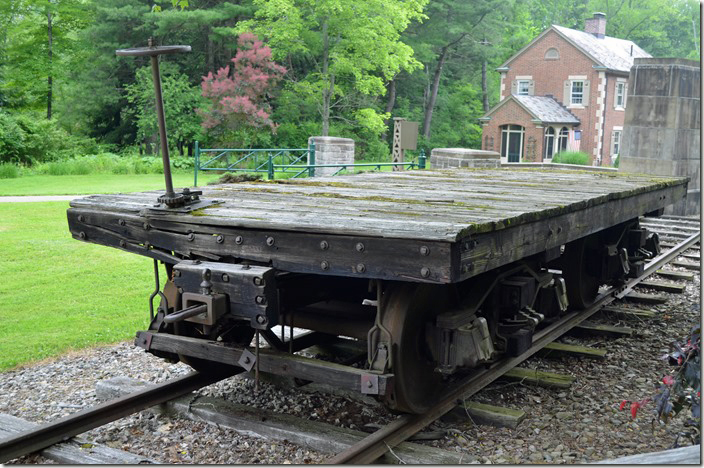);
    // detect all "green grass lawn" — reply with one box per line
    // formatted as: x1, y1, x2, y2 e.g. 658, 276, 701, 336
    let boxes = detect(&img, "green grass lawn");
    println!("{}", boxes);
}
0, 202, 160, 371
0, 172, 224, 196
0, 163, 417, 196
